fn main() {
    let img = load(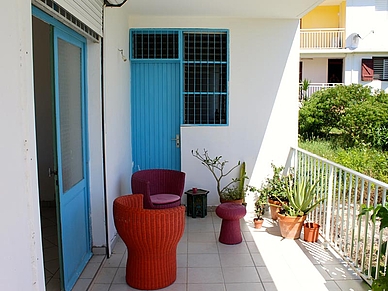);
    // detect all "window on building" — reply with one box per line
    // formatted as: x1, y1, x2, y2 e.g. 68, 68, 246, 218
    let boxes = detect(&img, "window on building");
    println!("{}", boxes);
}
361, 58, 388, 81
183, 32, 228, 125
131, 29, 229, 125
